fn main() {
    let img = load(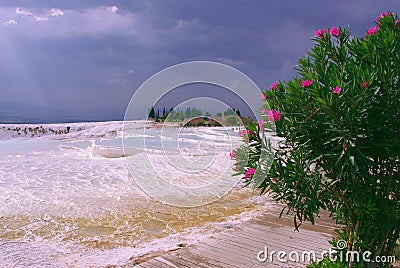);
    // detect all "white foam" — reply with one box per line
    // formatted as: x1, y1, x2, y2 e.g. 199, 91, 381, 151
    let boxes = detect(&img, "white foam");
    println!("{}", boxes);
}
92, 144, 126, 158
0, 120, 270, 267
